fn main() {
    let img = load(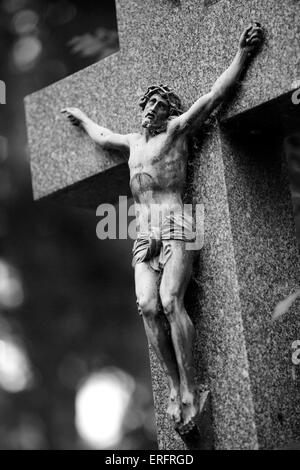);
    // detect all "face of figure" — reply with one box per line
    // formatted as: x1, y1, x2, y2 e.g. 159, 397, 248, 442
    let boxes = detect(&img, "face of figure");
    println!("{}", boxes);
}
141, 93, 170, 129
